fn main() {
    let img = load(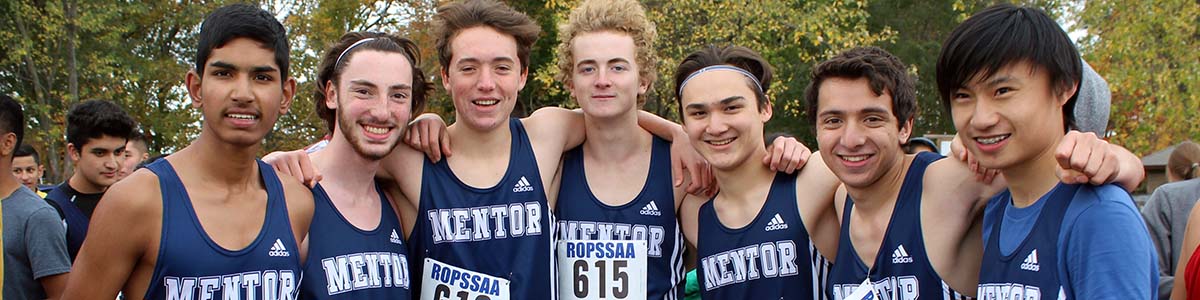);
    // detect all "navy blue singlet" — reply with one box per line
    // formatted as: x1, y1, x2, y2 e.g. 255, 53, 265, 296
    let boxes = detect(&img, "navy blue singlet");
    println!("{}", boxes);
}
299, 182, 411, 299
409, 118, 556, 299
696, 171, 828, 300
143, 159, 302, 300
827, 152, 971, 300
555, 136, 685, 300
976, 184, 1077, 299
